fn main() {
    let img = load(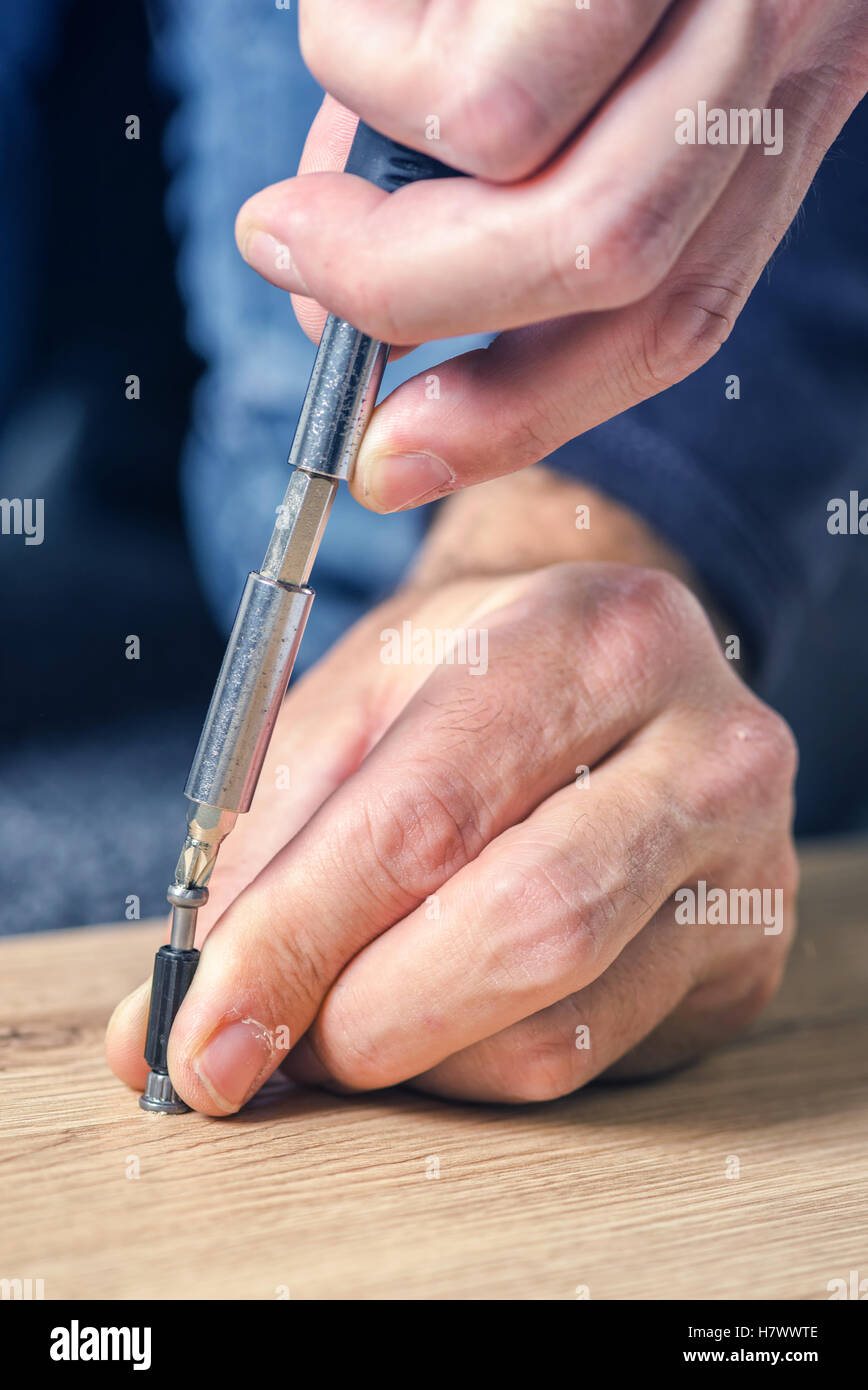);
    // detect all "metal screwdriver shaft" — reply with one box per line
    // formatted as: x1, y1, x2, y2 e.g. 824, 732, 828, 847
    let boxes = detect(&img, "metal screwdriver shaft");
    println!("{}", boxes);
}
139, 321, 387, 1113
139, 124, 460, 1113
